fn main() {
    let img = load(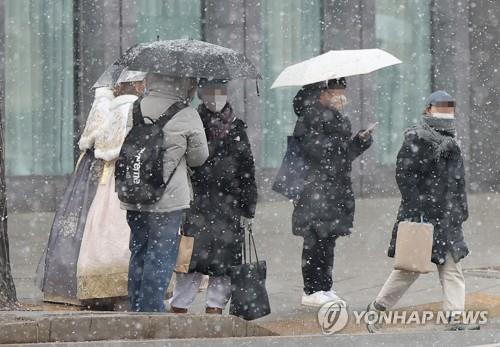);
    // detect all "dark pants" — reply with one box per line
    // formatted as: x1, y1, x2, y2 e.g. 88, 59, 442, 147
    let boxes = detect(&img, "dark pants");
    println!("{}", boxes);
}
127, 210, 182, 312
302, 232, 338, 295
